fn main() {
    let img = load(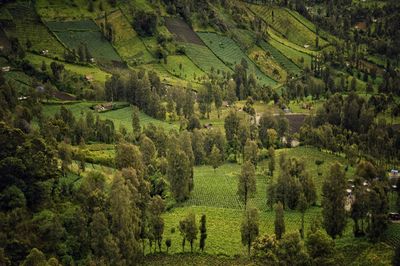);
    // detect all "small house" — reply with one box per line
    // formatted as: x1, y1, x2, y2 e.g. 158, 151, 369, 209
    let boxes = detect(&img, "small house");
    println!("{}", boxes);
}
93, 102, 113, 112
85, 75, 94, 82
1, 66, 10, 72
